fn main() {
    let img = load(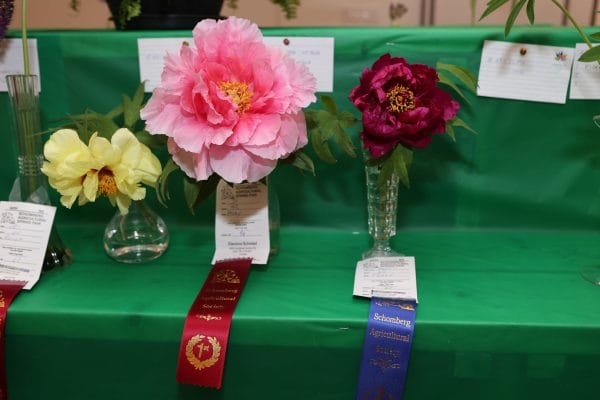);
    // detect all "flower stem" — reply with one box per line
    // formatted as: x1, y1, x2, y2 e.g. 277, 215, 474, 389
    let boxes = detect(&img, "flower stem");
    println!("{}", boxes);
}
21, 0, 30, 75
551, 0, 593, 49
